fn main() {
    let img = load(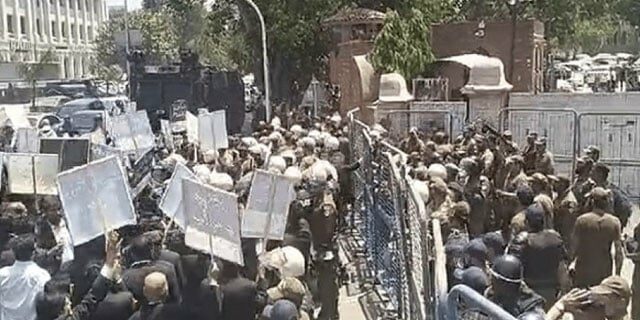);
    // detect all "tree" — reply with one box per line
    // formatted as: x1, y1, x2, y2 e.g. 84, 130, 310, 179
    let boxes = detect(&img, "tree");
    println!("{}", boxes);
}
93, 9, 179, 70
371, 10, 435, 80
369, 0, 458, 80
232, 0, 348, 103
18, 49, 55, 110
91, 64, 124, 94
